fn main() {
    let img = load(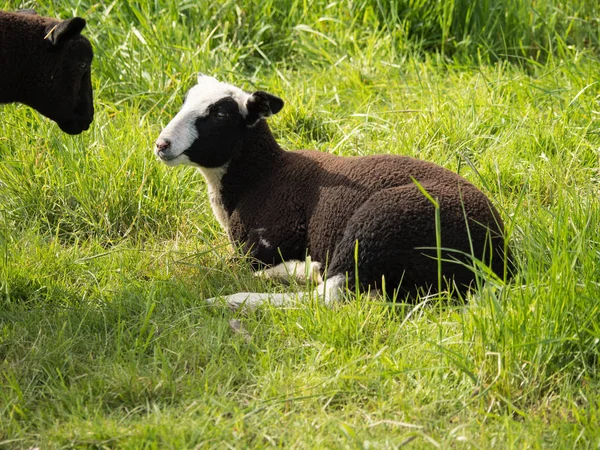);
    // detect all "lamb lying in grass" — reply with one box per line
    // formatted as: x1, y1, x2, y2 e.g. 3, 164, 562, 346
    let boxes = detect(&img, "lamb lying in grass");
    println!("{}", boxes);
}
0, 10, 94, 134
155, 74, 511, 309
